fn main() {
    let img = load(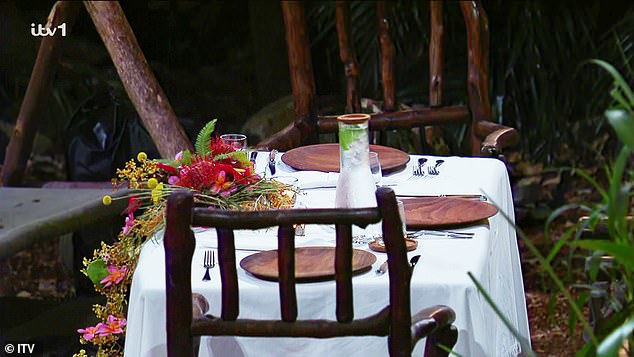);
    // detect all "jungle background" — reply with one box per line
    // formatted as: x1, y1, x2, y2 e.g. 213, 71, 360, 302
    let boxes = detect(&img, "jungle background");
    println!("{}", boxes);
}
1, 0, 634, 355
